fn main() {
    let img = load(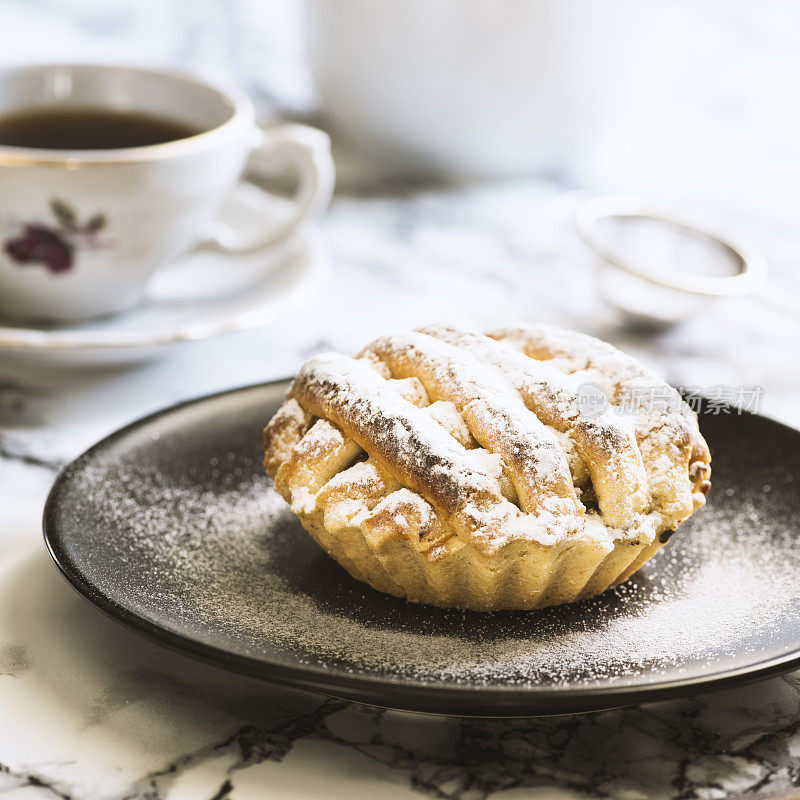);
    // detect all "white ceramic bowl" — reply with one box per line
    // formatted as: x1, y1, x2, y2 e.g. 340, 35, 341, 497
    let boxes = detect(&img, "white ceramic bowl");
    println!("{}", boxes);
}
305, 0, 671, 178
575, 196, 768, 328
